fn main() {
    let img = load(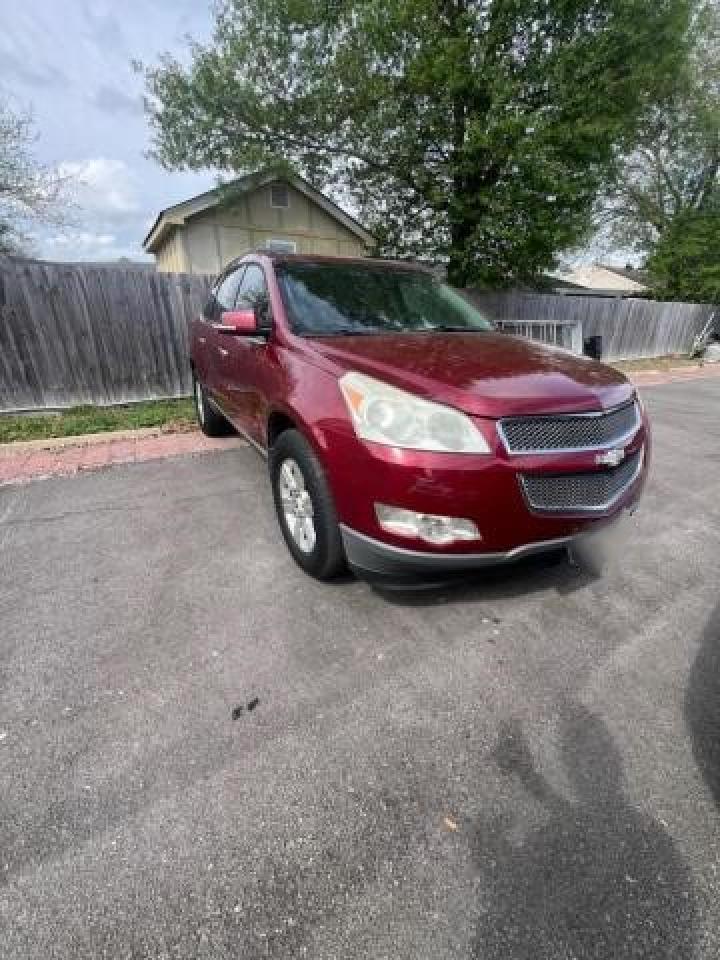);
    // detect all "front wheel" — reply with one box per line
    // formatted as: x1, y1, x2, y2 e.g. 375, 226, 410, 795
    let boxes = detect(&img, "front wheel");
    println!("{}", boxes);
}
269, 429, 346, 580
